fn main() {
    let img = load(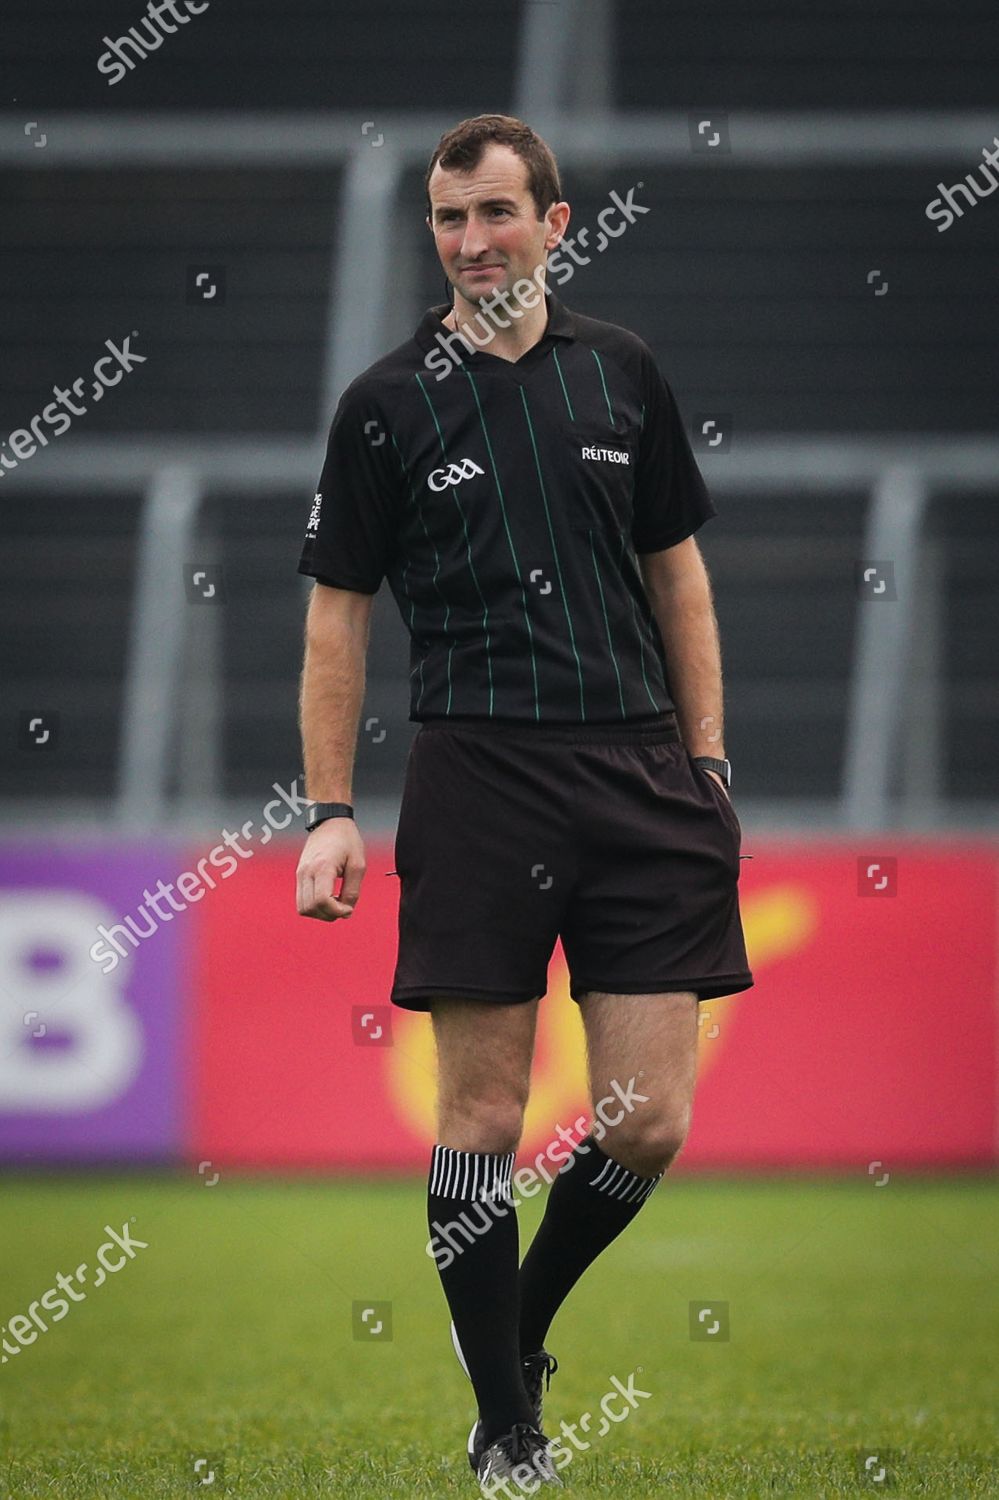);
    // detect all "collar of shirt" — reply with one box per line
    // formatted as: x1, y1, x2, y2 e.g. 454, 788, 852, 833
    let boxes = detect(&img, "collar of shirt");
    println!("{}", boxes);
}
412, 289, 577, 364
